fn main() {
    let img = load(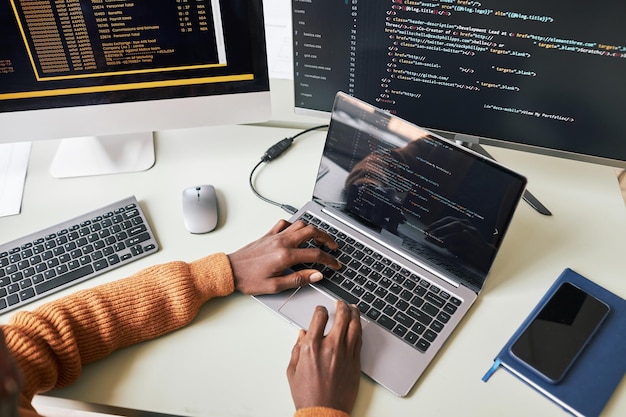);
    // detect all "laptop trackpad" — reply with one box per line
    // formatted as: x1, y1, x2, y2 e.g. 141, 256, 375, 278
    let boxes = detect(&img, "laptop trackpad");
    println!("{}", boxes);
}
278, 285, 369, 335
